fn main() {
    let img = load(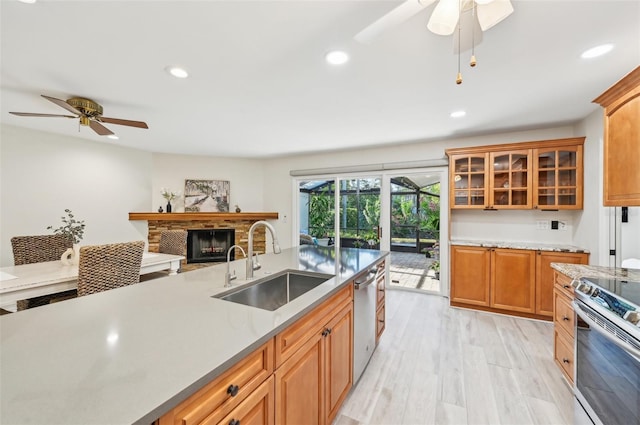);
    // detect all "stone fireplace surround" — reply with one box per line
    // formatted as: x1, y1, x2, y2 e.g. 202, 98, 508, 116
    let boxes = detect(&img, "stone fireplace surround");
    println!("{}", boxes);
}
128, 212, 279, 272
